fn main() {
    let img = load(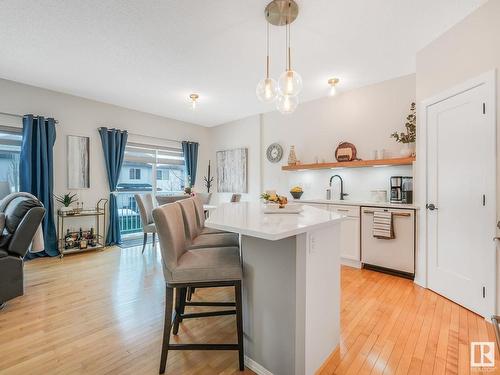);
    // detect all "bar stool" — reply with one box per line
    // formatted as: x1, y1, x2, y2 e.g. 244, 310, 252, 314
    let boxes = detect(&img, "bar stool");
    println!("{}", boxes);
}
193, 195, 227, 235
177, 198, 239, 249
134, 193, 157, 253
152, 203, 244, 374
